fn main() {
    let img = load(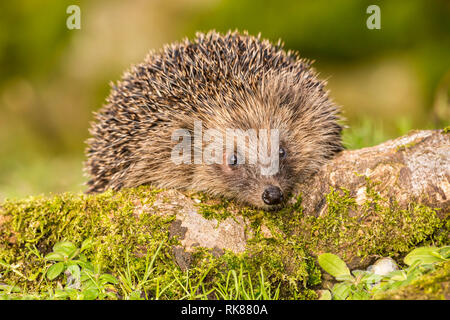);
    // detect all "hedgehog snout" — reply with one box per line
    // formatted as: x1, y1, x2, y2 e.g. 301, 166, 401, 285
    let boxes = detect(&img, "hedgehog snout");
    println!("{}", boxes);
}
262, 185, 283, 205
